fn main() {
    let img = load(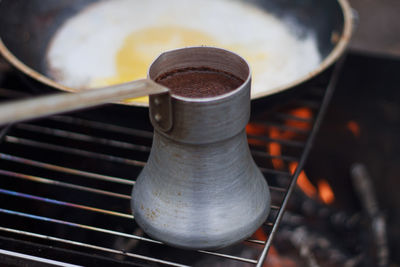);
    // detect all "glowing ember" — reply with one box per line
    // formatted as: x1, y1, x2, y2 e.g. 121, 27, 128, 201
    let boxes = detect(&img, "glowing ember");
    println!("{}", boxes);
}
347, 120, 360, 138
246, 124, 269, 136
268, 127, 284, 170
286, 107, 312, 131
247, 107, 317, 202
317, 179, 335, 204
246, 123, 269, 146
253, 228, 268, 241
269, 142, 284, 169
265, 246, 283, 267
264, 245, 297, 267
290, 162, 317, 198
272, 107, 313, 142
289, 107, 313, 119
